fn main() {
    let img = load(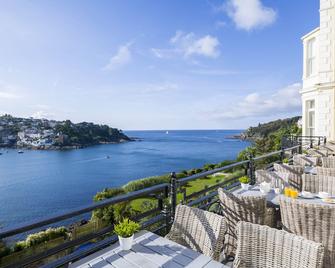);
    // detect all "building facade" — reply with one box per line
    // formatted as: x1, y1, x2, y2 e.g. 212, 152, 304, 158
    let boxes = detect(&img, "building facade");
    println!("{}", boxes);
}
300, 0, 335, 140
